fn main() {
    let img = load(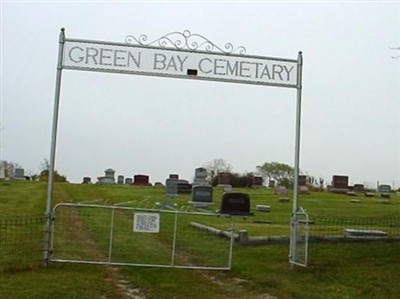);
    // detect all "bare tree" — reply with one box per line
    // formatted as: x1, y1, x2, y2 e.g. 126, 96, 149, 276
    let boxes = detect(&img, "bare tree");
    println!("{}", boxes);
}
203, 158, 233, 182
